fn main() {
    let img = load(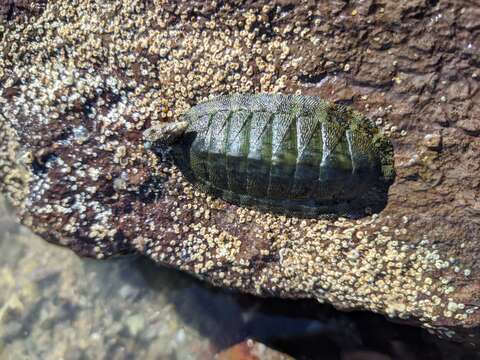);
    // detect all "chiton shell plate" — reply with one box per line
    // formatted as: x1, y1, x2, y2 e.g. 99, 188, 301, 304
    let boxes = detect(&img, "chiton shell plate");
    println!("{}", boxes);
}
172, 94, 395, 217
